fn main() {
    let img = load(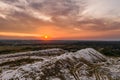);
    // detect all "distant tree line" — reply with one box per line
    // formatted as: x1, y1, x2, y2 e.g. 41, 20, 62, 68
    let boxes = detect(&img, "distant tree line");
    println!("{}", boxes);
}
0, 40, 120, 56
